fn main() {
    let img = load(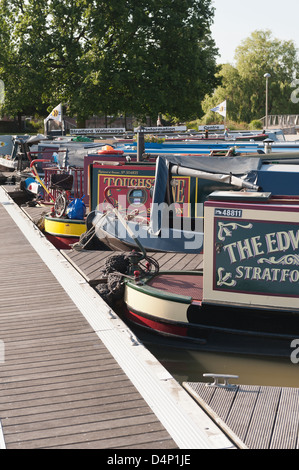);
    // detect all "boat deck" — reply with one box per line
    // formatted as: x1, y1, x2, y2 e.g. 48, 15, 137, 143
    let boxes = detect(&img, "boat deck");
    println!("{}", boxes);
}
184, 381, 299, 449
62, 250, 204, 286
148, 273, 203, 300
19, 202, 204, 286
0, 186, 228, 450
